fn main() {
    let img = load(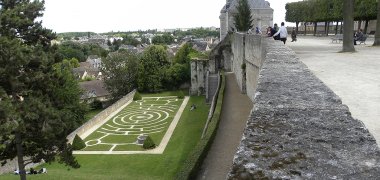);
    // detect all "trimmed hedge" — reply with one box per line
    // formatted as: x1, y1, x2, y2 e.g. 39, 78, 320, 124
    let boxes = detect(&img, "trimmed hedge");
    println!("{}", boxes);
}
175, 72, 226, 180
177, 91, 185, 99
133, 91, 142, 101
72, 134, 86, 150
143, 136, 156, 149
